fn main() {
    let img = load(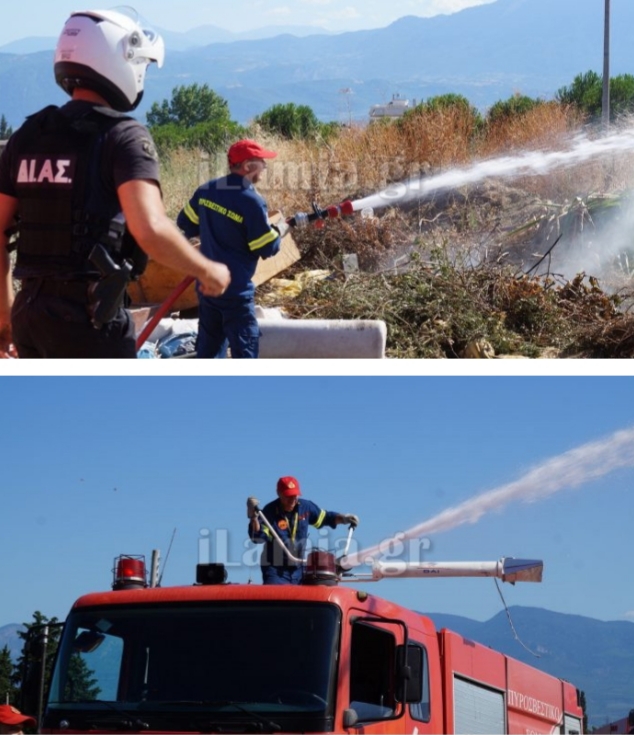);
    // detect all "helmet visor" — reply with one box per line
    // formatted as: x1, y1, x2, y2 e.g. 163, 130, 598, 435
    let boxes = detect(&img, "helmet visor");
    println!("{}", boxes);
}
112, 5, 165, 67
